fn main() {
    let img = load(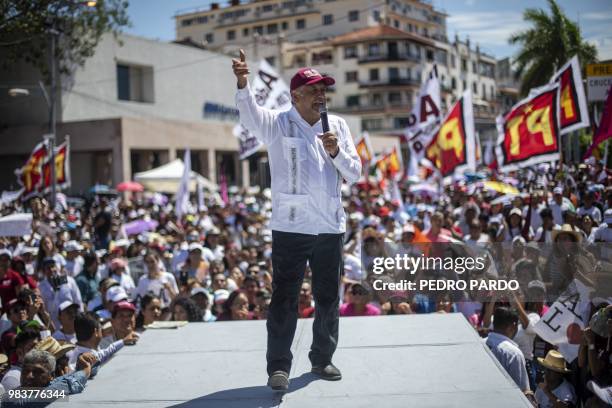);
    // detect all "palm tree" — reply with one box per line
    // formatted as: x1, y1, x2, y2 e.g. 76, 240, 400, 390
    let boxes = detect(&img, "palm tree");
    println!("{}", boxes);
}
509, 0, 598, 96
